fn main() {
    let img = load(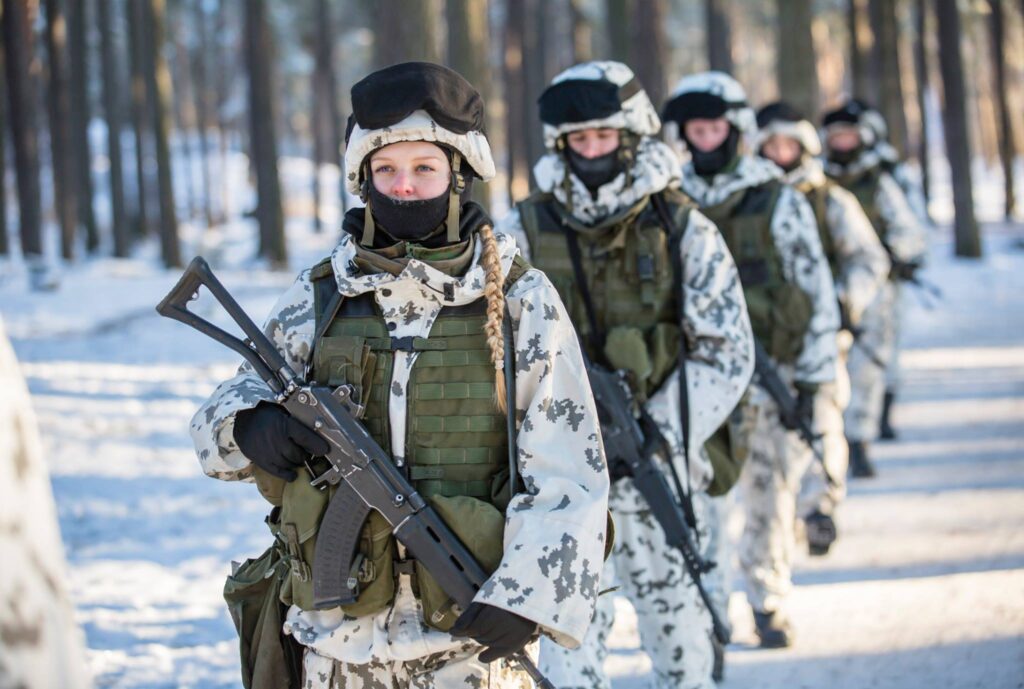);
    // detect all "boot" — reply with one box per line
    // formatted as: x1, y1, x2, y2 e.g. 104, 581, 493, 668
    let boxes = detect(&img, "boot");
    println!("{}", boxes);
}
753, 609, 792, 649
712, 636, 725, 682
879, 390, 897, 440
804, 510, 838, 556
848, 439, 876, 478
